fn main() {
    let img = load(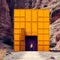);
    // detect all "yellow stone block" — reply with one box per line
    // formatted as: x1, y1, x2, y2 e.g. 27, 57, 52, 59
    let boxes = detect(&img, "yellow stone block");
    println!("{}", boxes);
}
43, 23, 49, 28
38, 18, 43, 22
14, 18, 25, 22
14, 18, 20, 21
20, 36, 25, 40
38, 22, 43, 28
20, 22, 25, 28
14, 46, 20, 52
43, 35, 49, 40
20, 18, 25, 22
14, 9, 25, 17
20, 40, 25, 45
32, 32, 37, 35
32, 22, 37, 32
14, 41, 20, 45
43, 29, 49, 34
26, 10, 31, 21
14, 29, 20, 34
43, 41, 50, 45
43, 18, 49, 22
32, 10, 37, 21
26, 32, 31, 35
14, 34, 20, 40
14, 9, 50, 51
38, 35, 43, 40
43, 9, 50, 17
26, 22, 31, 33
14, 22, 20, 28
38, 41, 43, 45
21, 28, 25, 36
38, 29, 43, 34
38, 46, 43, 51
43, 46, 49, 51
38, 9, 43, 17
20, 46, 25, 51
